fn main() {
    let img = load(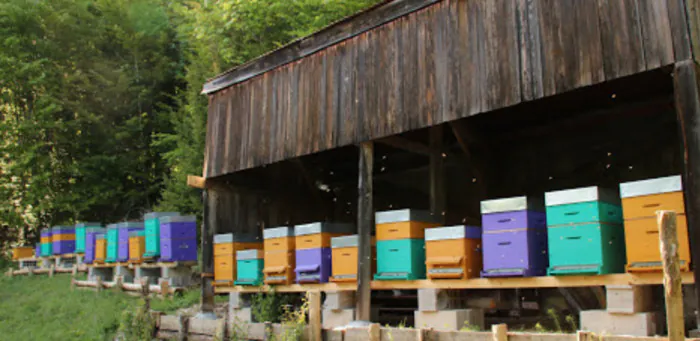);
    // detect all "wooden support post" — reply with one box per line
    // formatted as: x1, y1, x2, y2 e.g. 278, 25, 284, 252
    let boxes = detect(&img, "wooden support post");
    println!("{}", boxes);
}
178, 314, 189, 341
356, 142, 374, 321
115, 275, 124, 292
492, 323, 507, 341
201, 188, 216, 314
161, 280, 170, 299
368, 323, 381, 341
674, 60, 700, 329
658, 210, 685, 341
48, 265, 54, 278
96, 276, 103, 293
308, 291, 322, 341
263, 321, 273, 341
430, 125, 445, 221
